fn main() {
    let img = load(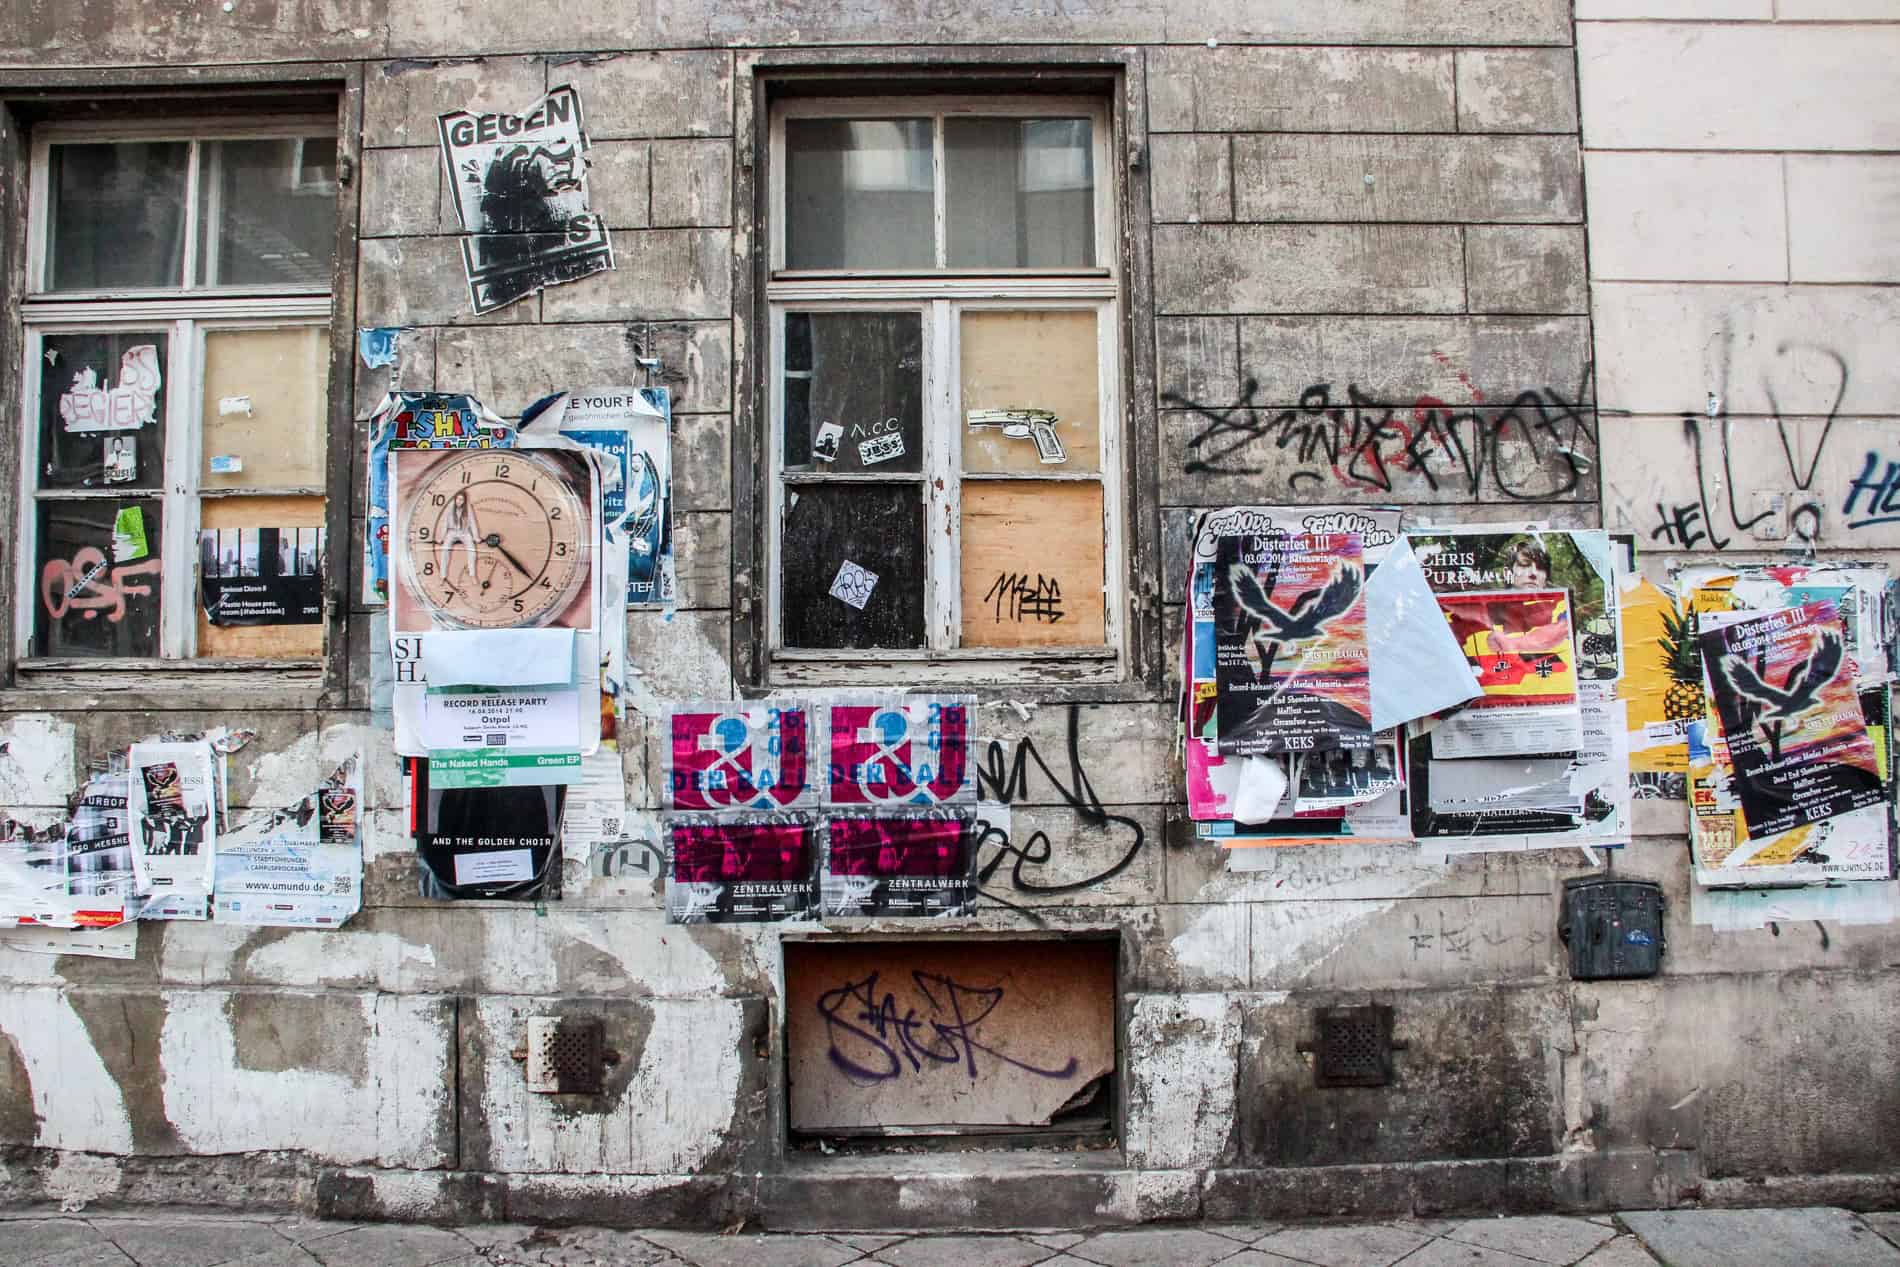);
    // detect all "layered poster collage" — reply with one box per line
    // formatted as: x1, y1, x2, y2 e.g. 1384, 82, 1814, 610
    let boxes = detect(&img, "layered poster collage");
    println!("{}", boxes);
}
1183, 507, 1900, 928
1186, 508, 1627, 860
659, 698, 984, 923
